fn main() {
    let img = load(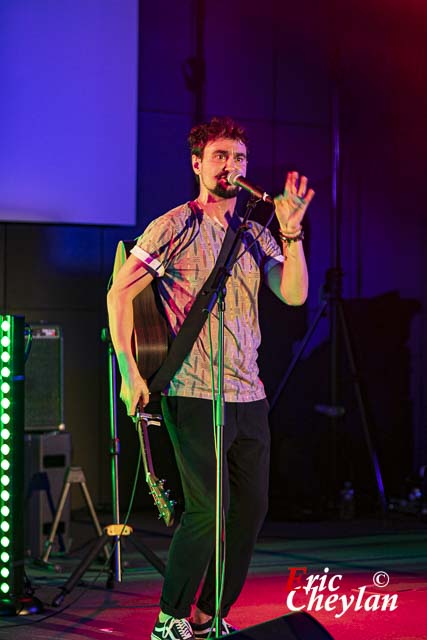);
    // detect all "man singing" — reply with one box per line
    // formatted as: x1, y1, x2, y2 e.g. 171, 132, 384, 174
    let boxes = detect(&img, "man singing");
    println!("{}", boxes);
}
107, 116, 315, 640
